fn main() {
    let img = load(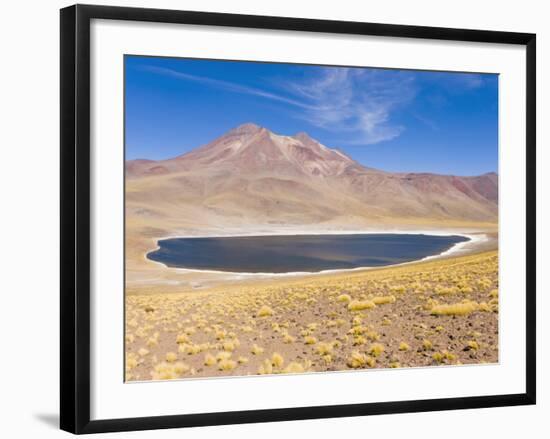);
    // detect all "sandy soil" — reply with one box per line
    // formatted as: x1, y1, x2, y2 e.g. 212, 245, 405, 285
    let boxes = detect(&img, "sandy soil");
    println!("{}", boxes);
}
125, 247, 499, 382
